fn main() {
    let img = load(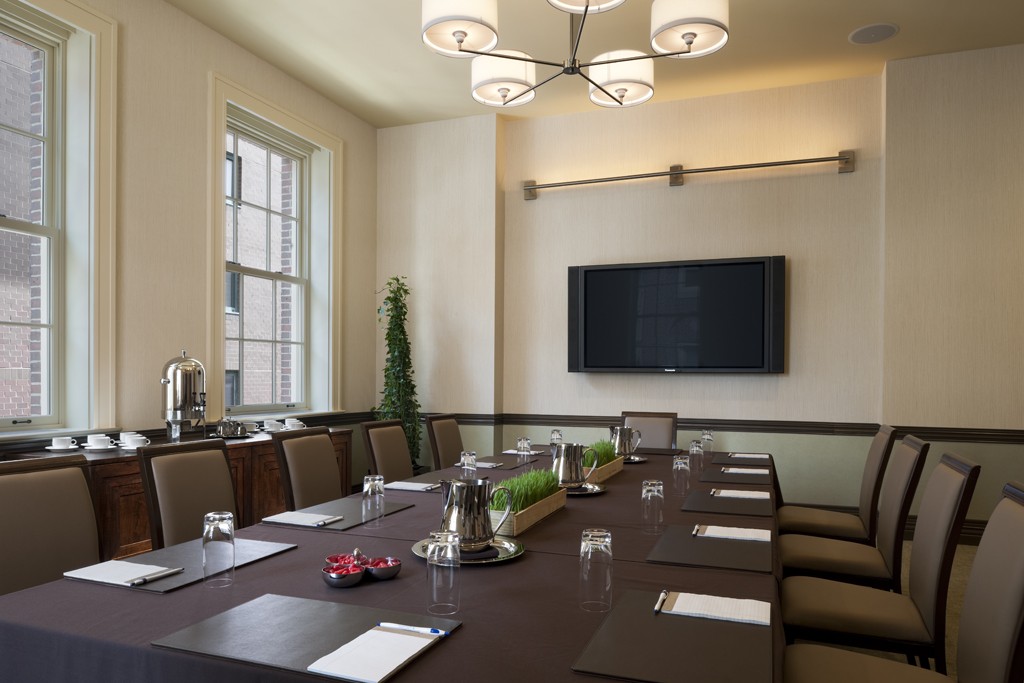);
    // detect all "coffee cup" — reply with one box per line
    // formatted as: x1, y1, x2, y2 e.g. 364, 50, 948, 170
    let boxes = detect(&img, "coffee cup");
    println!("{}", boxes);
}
263, 420, 282, 432
51, 436, 77, 449
87, 434, 115, 448
125, 435, 151, 449
118, 432, 139, 443
284, 418, 303, 428
242, 422, 259, 433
